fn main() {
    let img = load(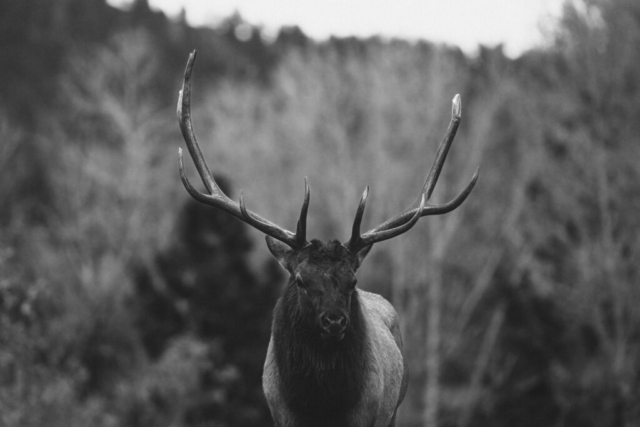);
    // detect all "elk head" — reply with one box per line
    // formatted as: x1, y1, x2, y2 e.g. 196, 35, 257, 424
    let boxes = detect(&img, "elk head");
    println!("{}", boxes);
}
265, 238, 368, 341
177, 50, 479, 340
